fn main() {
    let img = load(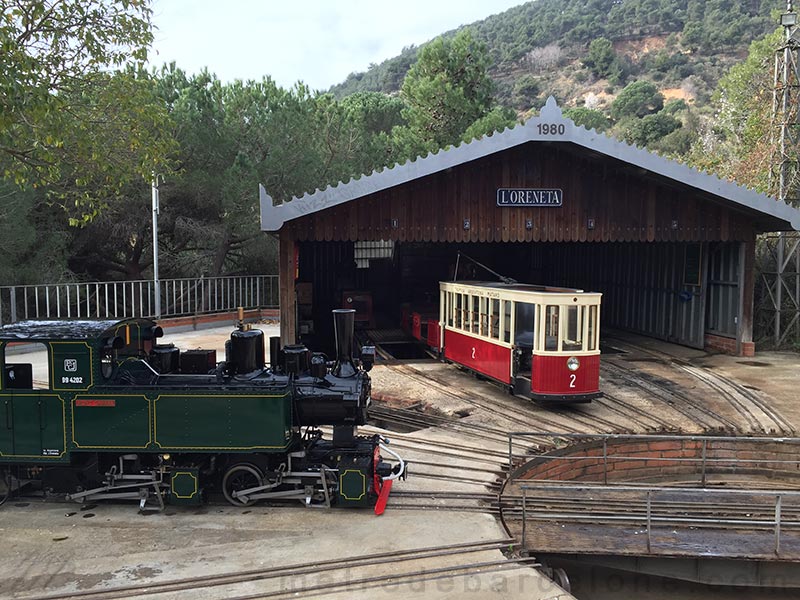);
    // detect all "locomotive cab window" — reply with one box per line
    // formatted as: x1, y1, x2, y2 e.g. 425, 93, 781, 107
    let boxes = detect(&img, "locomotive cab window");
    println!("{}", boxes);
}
3, 342, 49, 390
